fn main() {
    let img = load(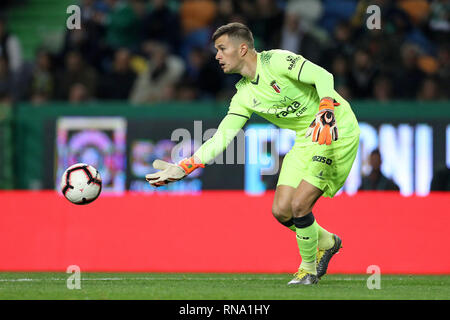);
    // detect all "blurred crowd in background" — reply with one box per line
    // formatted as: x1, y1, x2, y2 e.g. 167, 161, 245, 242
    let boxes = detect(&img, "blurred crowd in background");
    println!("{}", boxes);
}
0, 0, 449, 106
